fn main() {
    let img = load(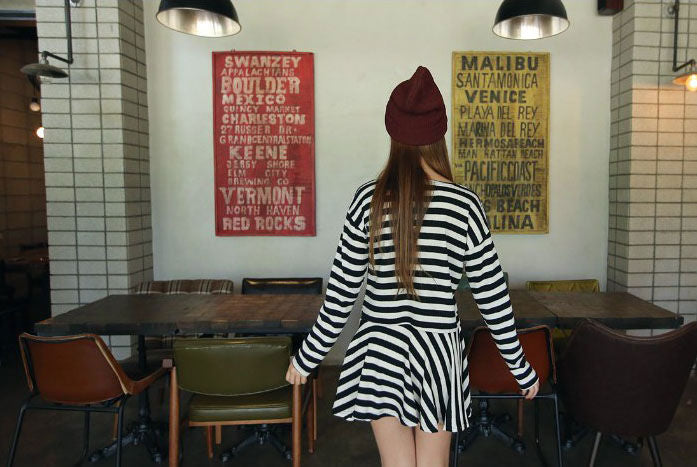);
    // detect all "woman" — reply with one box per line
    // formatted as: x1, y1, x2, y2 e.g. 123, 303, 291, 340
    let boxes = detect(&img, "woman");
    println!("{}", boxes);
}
286, 66, 539, 467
